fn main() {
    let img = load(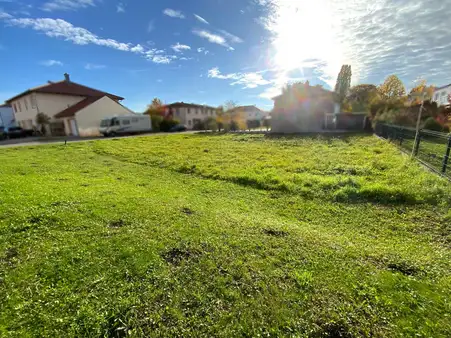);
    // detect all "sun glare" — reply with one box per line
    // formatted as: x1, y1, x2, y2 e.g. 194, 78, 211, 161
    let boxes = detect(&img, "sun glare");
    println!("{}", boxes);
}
267, 0, 345, 88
